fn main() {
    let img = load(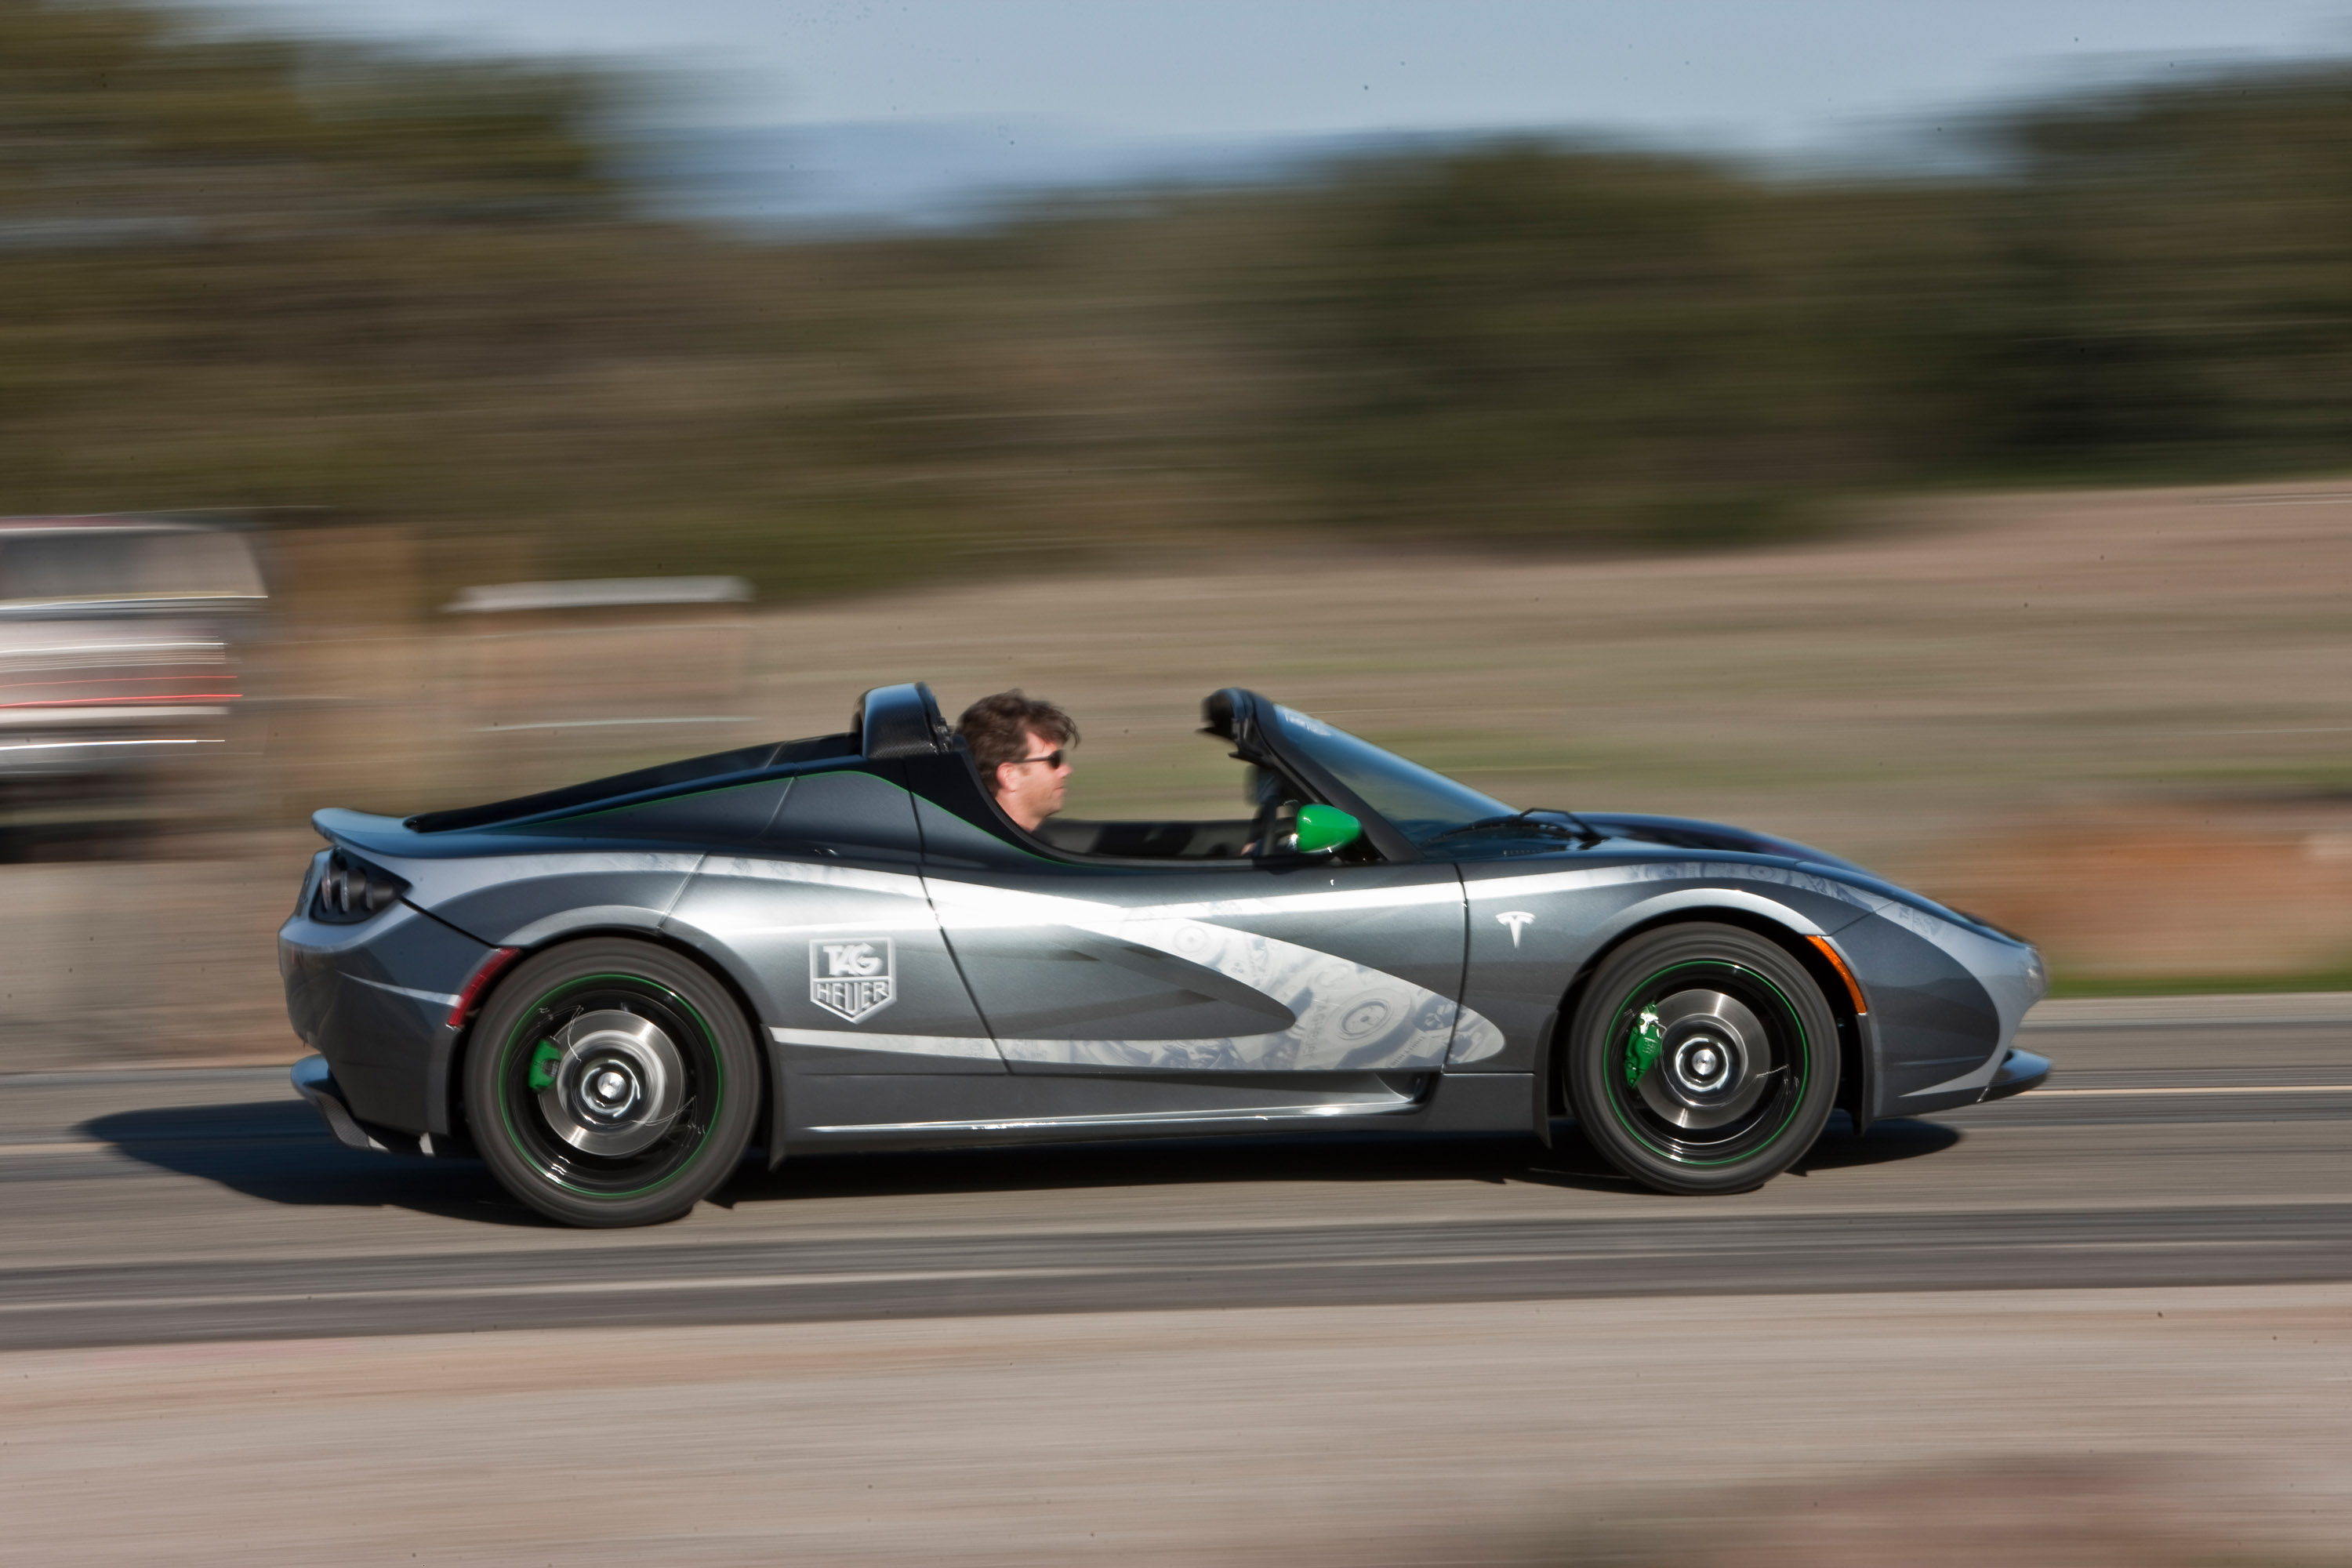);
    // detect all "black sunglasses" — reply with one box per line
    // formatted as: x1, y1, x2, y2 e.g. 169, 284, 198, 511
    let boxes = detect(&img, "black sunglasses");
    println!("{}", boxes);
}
1007, 750, 1066, 768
